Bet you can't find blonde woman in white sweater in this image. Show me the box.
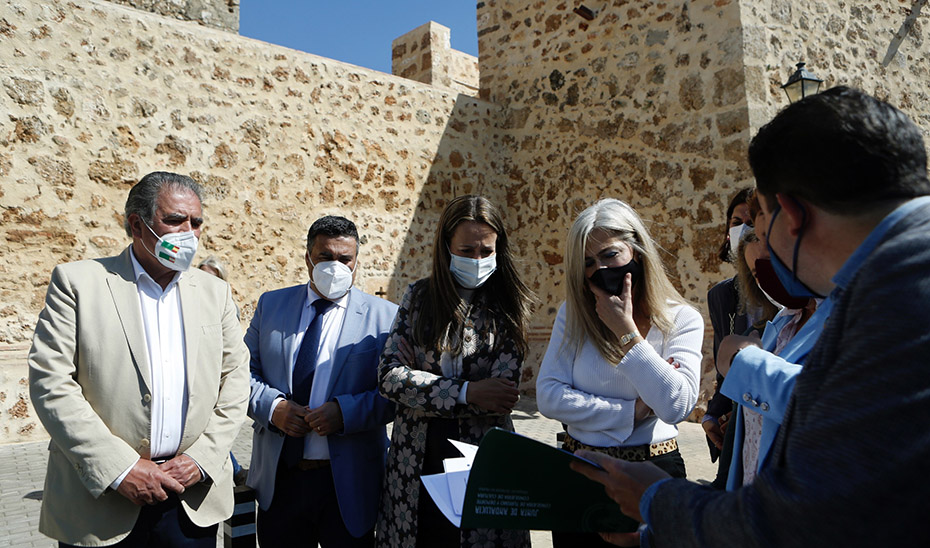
[536,198,704,548]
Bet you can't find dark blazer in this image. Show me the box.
[645,203,930,546]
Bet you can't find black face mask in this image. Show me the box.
[588,259,643,296]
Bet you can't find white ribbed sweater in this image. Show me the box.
[536,301,704,447]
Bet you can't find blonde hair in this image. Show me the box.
[563,199,685,364]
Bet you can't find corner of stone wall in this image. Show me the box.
[101,0,239,33]
[392,21,479,97]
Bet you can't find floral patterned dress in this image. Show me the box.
[375,280,530,548]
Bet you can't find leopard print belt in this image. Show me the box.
[562,433,678,462]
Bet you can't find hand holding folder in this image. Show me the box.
[421,428,640,532]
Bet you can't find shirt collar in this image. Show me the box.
[305,282,350,310]
[832,196,930,291]
[129,246,182,289]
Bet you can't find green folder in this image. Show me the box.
[460,428,640,532]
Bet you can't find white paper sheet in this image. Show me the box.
[420,439,480,527]
[446,470,469,516]
[421,472,462,527]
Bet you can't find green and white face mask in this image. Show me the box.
[142,220,199,272]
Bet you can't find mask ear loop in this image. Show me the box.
[139,218,164,261]
[789,197,808,284]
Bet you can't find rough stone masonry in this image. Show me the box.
[1,0,928,444]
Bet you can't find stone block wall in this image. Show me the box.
[739,0,930,136]
[103,0,240,33]
[0,0,504,443]
[477,0,753,405]
[4,0,930,444]
[392,21,480,96]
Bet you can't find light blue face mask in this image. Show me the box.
[449,252,497,289]
[765,203,824,299]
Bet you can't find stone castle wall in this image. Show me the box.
[103,0,239,32]
[476,0,753,403]
[0,0,504,443]
[739,0,930,135]
[2,0,930,443]
[392,21,480,97]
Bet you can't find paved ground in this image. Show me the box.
[0,397,716,547]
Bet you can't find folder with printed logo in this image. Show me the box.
[458,428,639,532]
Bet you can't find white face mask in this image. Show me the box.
[728,223,751,256]
[309,254,356,299]
[449,253,497,289]
[142,220,198,272]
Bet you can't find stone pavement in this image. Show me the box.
[0,397,716,547]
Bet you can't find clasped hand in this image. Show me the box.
[272,399,344,438]
[117,454,202,506]
[395,336,519,415]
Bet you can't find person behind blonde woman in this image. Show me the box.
[536,198,703,548]
[733,233,778,331]
[376,194,533,548]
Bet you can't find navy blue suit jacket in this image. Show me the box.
[245,285,396,537]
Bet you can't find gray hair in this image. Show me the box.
[124,172,203,237]
[197,255,228,281]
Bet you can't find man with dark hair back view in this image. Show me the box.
[572,87,930,546]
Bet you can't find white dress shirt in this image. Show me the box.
[269,284,348,460]
[111,250,189,488]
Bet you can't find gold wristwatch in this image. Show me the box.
[619,331,640,347]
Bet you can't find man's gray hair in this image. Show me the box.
[124,172,203,237]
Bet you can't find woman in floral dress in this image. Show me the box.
[376,195,534,548]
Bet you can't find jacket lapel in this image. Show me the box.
[282,285,308,394]
[325,289,366,398]
[106,247,152,393]
[178,272,200,398]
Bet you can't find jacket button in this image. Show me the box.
[742,393,751,402]
[143,394,152,403]
[141,438,150,447]
[760,402,770,412]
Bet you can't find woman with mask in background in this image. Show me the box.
[536,198,703,548]
[703,188,754,482]
[376,195,534,548]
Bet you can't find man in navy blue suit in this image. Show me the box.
[573,87,930,546]
[246,216,396,547]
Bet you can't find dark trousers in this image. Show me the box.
[256,458,373,548]
[415,418,461,547]
[552,449,687,548]
[59,494,216,548]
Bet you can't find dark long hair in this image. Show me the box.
[413,195,534,354]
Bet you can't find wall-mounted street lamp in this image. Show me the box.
[781,62,823,103]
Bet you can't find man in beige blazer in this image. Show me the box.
[29,172,250,547]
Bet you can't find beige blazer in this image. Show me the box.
[28,246,250,546]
